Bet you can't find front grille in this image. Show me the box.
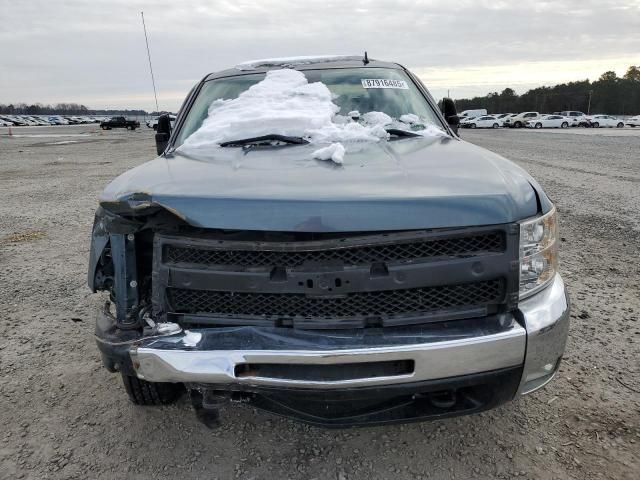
[164,232,504,269]
[167,279,505,320]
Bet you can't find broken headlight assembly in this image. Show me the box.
[519,206,558,299]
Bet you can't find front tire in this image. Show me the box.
[492,123,499,129]
[561,122,568,128]
[535,122,542,129]
[121,374,183,405]
[592,122,599,128]
[470,123,476,129]
[514,121,522,128]
[617,122,624,128]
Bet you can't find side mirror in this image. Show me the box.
[442,97,459,134]
[155,114,172,155]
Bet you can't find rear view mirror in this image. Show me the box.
[442,98,459,135]
[155,114,172,155]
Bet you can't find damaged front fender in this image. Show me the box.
[87,200,188,327]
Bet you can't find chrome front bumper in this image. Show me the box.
[126,274,569,394]
[516,274,570,394]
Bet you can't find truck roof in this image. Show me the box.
[204,56,403,81]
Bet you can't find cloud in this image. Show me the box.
[1,0,638,109]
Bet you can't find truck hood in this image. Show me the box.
[100,136,550,232]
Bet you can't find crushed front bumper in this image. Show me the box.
[96,274,569,425]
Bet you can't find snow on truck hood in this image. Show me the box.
[177,69,447,164]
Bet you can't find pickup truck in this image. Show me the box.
[89,56,569,428]
[146,114,176,130]
[100,116,140,130]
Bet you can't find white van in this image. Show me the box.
[459,109,488,119]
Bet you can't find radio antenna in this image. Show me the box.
[141,11,160,113]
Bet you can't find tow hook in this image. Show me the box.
[190,390,226,429]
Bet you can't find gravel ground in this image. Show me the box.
[1,125,638,480]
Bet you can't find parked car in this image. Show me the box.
[19,116,40,126]
[0,115,19,126]
[89,56,569,428]
[625,115,640,127]
[558,111,589,127]
[458,109,487,120]
[588,115,625,128]
[48,116,69,125]
[507,112,540,128]
[526,115,570,129]
[0,119,12,127]
[100,116,140,130]
[5,115,29,126]
[500,113,519,127]
[147,114,176,130]
[491,113,513,126]
[24,115,51,126]
[461,115,501,129]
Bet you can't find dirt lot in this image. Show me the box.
[0,125,638,480]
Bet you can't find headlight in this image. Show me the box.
[519,206,558,299]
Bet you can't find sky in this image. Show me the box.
[1,0,639,111]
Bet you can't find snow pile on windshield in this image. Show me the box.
[178,69,447,164]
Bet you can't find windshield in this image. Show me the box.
[174,68,443,148]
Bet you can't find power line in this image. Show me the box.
[141,11,159,113]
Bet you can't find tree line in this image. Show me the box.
[0,102,148,116]
[453,66,640,115]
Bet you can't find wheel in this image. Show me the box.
[514,121,522,128]
[561,122,568,128]
[535,123,542,129]
[121,374,183,405]
[492,123,499,128]
[470,123,476,129]
[592,122,599,128]
[617,122,624,128]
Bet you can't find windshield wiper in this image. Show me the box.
[384,128,421,138]
[220,134,308,147]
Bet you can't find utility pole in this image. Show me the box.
[141,11,160,114]
[587,90,593,115]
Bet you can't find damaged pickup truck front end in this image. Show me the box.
[89,57,569,427]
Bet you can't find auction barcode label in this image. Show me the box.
[361,79,409,89]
